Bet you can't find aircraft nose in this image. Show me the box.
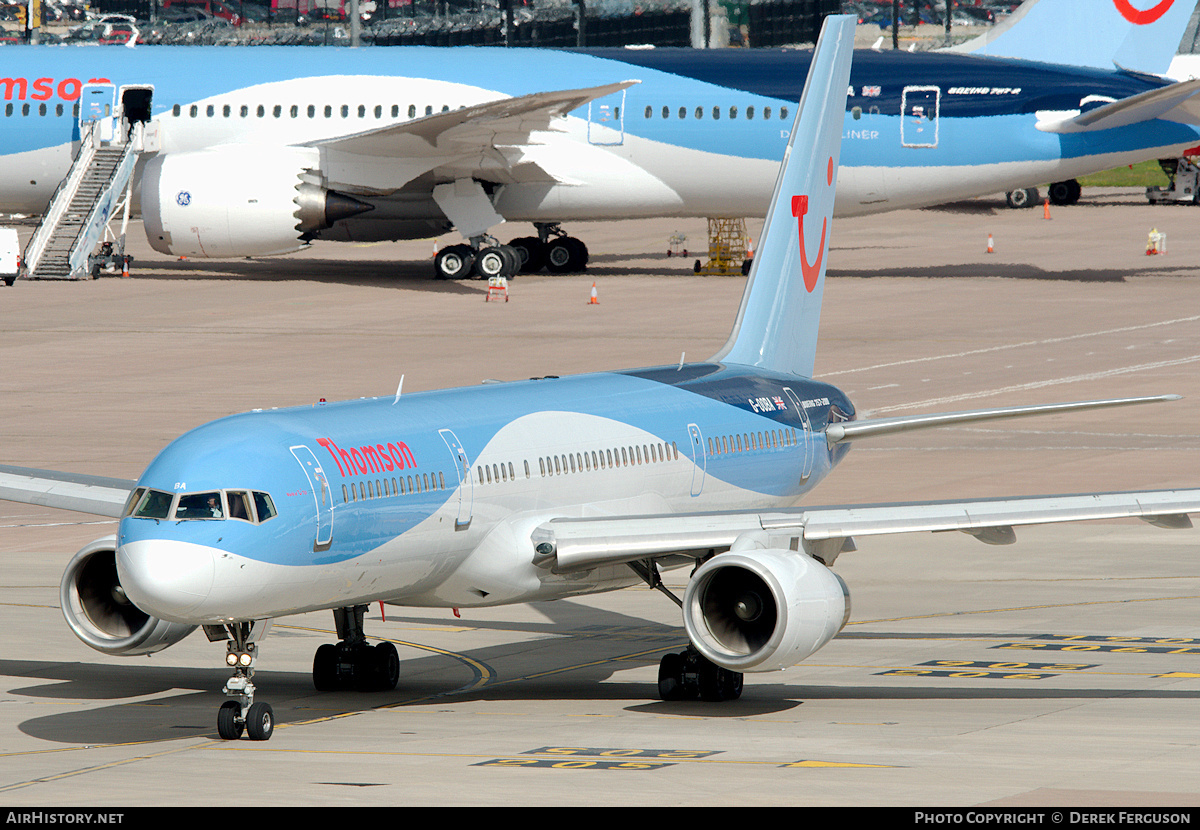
[116,539,216,623]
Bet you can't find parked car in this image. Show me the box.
[159,0,242,26]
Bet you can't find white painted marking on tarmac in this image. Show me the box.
[824,315,1200,377]
[867,354,1200,414]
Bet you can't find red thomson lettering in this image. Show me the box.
[57,78,81,101]
[319,436,417,477]
[0,77,94,102]
[31,78,53,101]
[389,442,416,469]
[362,445,384,474]
[376,445,395,472]
[316,437,352,478]
[0,78,27,101]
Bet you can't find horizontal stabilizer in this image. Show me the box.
[1037,79,1200,133]
[825,395,1180,445]
[0,465,133,518]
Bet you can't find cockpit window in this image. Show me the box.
[176,491,224,519]
[253,491,277,522]
[130,488,173,519]
[124,488,277,523]
[227,490,252,521]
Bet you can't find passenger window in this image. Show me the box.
[746,106,755,119]
[712,106,720,120]
[780,107,789,120]
[644,105,651,119]
[763,106,772,119]
[661,106,668,118]
[730,106,737,119]
[408,104,416,118]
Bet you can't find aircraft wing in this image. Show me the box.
[1037,78,1200,133]
[310,80,639,190]
[535,489,1200,574]
[0,465,133,518]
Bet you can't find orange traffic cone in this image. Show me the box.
[987,234,994,254]
[1043,198,1052,219]
[588,282,599,304]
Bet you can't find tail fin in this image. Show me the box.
[710,14,854,378]
[949,0,1194,76]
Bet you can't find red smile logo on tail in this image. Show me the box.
[1112,0,1174,25]
[792,156,834,293]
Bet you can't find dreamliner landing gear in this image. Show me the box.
[433,237,521,281]
[506,223,588,274]
[216,620,274,740]
[311,605,400,692]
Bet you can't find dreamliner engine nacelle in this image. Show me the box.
[60,536,196,656]
[141,146,372,258]
[683,549,850,672]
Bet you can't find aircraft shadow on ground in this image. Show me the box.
[122,257,484,293]
[10,597,1197,744]
[825,263,1134,281]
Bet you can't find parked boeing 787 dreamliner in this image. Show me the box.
[6,0,1200,279]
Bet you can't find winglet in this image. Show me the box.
[947,0,1195,77]
[711,14,855,378]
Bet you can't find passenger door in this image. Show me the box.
[439,429,473,531]
[290,445,333,552]
[901,85,940,148]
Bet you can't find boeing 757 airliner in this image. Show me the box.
[4,0,1200,278]
[1,15,1198,741]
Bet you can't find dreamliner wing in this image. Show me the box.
[310,81,638,190]
[0,465,133,518]
[1037,77,1200,133]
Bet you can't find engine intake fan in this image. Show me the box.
[683,549,849,673]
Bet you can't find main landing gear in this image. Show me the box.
[312,605,400,693]
[626,560,744,704]
[432,223,589,280]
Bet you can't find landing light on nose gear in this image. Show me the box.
[215,620,274,740]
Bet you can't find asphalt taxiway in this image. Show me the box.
[1,189,1198,806]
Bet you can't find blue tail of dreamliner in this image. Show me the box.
[710,14,854,379]
[950,0,1195,76]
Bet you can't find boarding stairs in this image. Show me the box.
[22,120,140,280]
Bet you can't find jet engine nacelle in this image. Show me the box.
[60,536,196,656]
[141,146,371,258]
[683,549,850,673]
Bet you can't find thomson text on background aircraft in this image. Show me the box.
[2,15,1199,742]
[6,0,1200,279]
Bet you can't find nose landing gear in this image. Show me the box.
[215,620,275,740]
